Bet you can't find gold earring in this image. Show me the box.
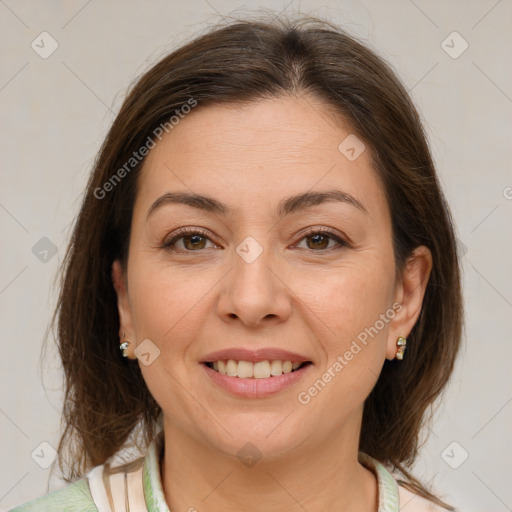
[395,337,407,360]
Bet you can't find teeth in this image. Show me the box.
[270,360,282,376]
[210,359,305,378]
[253,361,270,378]
[226,359,238,377]
[237,360,253,378]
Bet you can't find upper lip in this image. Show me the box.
[201,347,311,363]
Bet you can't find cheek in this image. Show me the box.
[299,259,395,342]
[296,259,395,394]
[127,258,216,353]
[295,279,389,415]
[286,260,396,426]
[127,261,215,422]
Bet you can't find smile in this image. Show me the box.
[201,360,313,398]
[204,359,311,378]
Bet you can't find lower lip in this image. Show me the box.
[201,363,313,398]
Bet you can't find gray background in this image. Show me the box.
[1,1,511,510]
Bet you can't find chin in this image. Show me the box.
[198,414,307,461]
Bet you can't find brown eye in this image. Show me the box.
[161,228,217,252]
[306,233,331,250]
[295,229,348,252]
[181,234,208,250]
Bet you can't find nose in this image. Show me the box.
[216,238,292,328]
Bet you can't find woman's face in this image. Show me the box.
[113,94,430,460]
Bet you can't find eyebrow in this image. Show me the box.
[146,189,367,220]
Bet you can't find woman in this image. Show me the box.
[10,14,462,512]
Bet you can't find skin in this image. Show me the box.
[112,93,432,512]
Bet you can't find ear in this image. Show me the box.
[112,259,136,358]
[385,246,432,360]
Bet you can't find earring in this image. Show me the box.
[395,337,407,360]
[120,340,131,357]
[119,332,132,358]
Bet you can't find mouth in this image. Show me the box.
[203,359,313,379]
[201,358,314,398]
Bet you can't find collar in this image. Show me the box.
[141,432,400,512]
[359,451,401,512]
[142,431,170,512]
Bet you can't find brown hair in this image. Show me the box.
[50,13,462,509]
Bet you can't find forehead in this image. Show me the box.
[134,94,387,220]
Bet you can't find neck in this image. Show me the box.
[160,414,378,512]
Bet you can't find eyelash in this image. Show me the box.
[159,227,350,254]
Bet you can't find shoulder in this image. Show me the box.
[359,452,453,512]
[8,478,97,512]
[397,482,450,512]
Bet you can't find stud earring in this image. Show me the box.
[120,340,131,357]
[395,337,407,360]
[119,332,133,358]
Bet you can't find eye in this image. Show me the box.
[160,228,218,252]
[294,228,348,252]
[160,227,349,253]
